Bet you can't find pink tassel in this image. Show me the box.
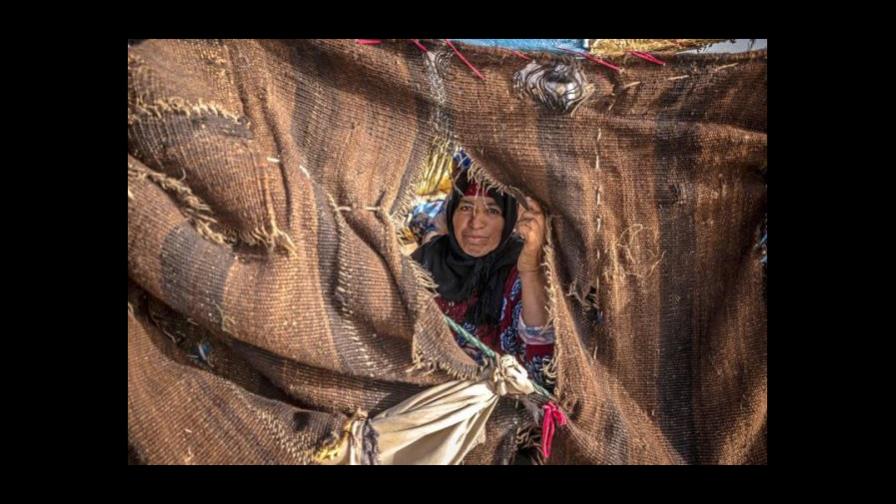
[510,49,531,60]
[560,48,621,72]
[630,51,666,65]
[356,39,382,45]
[444,40,486,81]
[541,402,567,460]
[410,39,428,53]
[642,51,666,65]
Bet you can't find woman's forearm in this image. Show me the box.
[519,269,549,327]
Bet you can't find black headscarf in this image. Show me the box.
[412,169,522,326]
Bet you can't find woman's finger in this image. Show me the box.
[519,217,541,231]
[525,197,543,214]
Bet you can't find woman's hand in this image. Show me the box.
[516,197,546,273]
[516,197,550,327]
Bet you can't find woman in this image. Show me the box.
[412,167,554,389]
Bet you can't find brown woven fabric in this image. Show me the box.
[128,39,767,464]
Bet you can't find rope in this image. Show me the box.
[442,315,556,401]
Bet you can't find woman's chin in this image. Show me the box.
[461,244,496,257]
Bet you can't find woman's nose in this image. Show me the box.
[469,209,487,228]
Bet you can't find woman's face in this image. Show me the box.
[452,195,505,257]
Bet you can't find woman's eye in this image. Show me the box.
[488,208,501,216]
